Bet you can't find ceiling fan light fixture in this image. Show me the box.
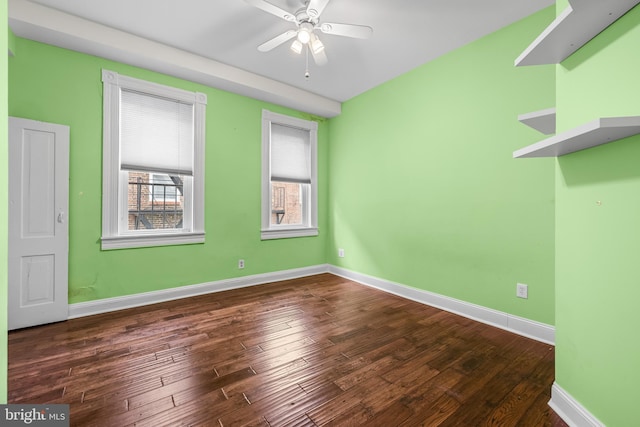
[290,39,303,54]
[297,22,314,44]
[246,0,374,67]
[298,29,311,44]
[311,37,324,54]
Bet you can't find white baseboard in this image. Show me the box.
[328,266,555,345]
[69,264,554,346]
[68,264,330,319]
[549,383,605,427]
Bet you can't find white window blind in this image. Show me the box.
[120,89,194,176]
[270,123,311,184]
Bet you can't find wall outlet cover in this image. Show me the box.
[517,283,528,299]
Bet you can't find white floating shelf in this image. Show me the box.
[513,116,640,158]
[518,108,556,135]
[515,0,640,66]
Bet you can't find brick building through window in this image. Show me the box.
[127,171,184,230]
[271,182,303,226]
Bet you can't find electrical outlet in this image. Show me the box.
[338,248,345,258]
[238,259,245,269]
[516,283,528,299]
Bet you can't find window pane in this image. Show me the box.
[151,173,181,201]
[127,171,185,231]
[271,181,306,226]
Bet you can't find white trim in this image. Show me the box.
[549,383,605,427]
[68,264,554,345]
[328,266,555,345]
[108,70,208,104]
[261,227,319,240]
[101,70,120,241]
[100,232,205,250]
[8,0,341,118]
[261,110,318,240]
[69,264,330,319]
[101,69,206,250]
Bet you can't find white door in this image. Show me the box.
[8,117,69,330]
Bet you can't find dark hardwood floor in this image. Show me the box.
[8,273,567,426]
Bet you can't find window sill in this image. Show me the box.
[101,232,205,250]
[261,227,318,240]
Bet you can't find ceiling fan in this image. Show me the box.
[245,0,373,69]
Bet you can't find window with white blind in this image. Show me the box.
[101,70,207,249]
[261,110,318,240]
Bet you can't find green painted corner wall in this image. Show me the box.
[7,22,14,56]
[327,7,556,325]
[556,0,569,14]
[555,5,640,426]
[1,0,8,405]
[8,38,329,304]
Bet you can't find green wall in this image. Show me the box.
[7,23,14,56]
[328,7,556,324]
[1,0,9,404]
[8,38,328,303]
[555,5,640,426]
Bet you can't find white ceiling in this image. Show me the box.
[9,0,554,116]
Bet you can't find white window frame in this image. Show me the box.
[101,69,206,250]
[261,110,318,240]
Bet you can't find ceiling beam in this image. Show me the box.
[8,0,342,118]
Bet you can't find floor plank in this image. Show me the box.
[8,273,567,426]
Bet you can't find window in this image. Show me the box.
[261,110,318,239]
[150,174,181,202]
[101,70,206,249]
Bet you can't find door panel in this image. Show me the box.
[21,130,56,237]
[9,117,69,330]
[21,255,55,306]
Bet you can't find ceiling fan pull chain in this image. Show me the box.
[305,46,310,80]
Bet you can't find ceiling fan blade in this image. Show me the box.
[244,0,296,22]
[258,30,297,52]
[306,0,331,19]
[319,23,373,39]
